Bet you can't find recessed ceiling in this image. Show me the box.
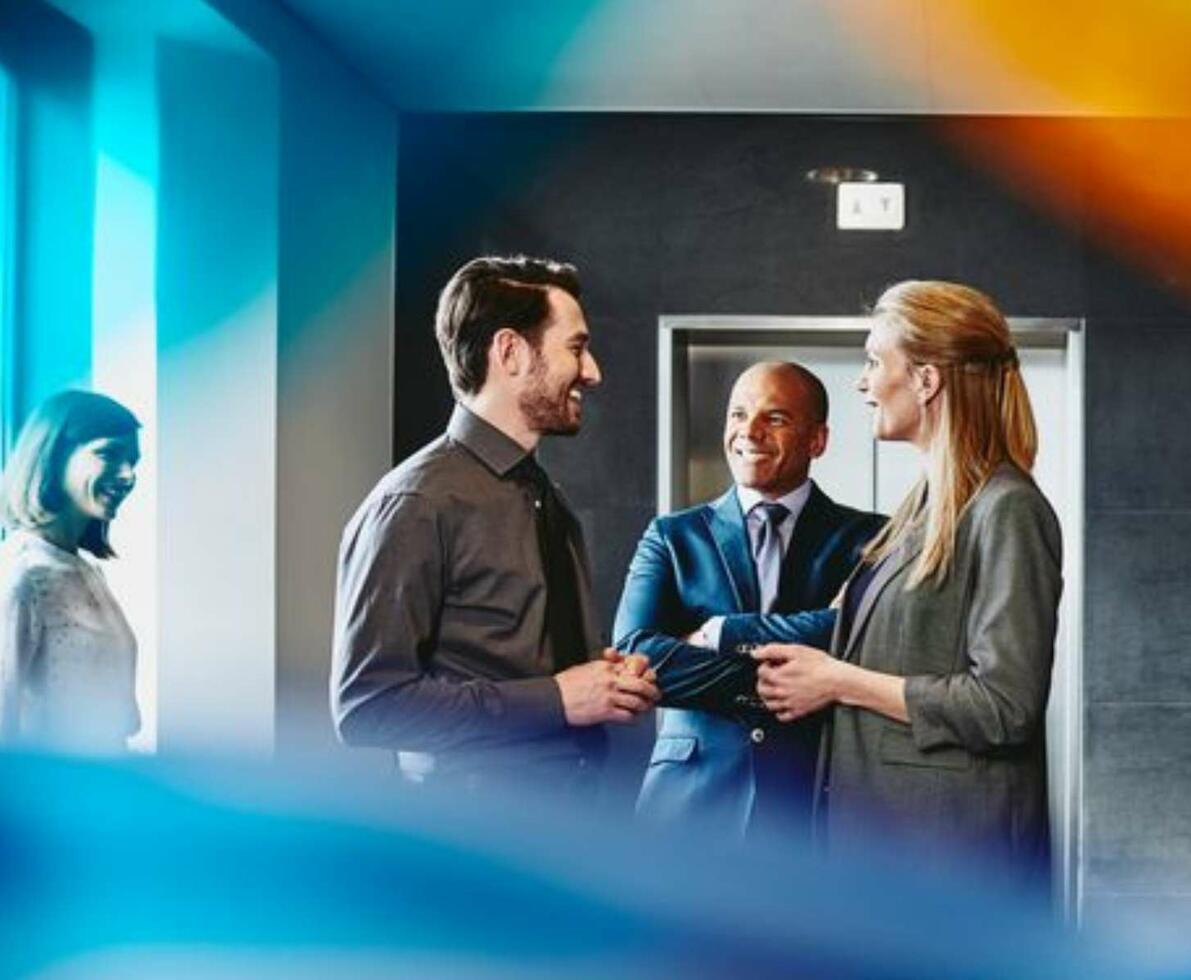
[275,0,1090,114]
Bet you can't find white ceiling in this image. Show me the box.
[275,0,1088,114]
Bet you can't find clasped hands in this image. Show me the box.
[753,644,840,722]
[555,649,660,726]
[684,622,840,723]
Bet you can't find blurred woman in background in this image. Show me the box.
[0,390,142,753]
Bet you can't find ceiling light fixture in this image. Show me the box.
[804,166,879,185]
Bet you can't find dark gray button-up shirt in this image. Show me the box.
[331,404,605,779]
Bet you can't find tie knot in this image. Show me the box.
[754,502,790,528]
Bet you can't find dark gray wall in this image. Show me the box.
[1084,316,1191,931]
[395,114,1191,919]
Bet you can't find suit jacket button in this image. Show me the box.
[750,727,765,744]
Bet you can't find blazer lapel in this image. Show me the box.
[706,489,759,613]
[841,525,923,661]
[778,482,833,610]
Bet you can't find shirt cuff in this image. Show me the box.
[701,616,725,650]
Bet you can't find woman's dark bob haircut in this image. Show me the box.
[1,390,141,559]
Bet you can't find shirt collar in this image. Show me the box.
[736,479,813,523]
[447,403,532,477]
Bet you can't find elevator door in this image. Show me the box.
[672,334,1070,518]
[658,316,1084,916]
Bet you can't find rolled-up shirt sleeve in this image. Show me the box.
[904,486,1062,754]
[330,491,565,753]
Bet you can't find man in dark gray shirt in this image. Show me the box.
[331,255,658,793]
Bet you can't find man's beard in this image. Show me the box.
[519,360,580,436]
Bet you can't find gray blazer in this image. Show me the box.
[823,464,1062,876]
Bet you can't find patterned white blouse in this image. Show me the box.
[0,530,140,754]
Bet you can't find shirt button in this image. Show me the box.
[750,728,766,744]
[577,757,588,768]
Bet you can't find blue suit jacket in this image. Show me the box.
[613,482,883,836]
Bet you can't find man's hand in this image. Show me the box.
[602,648,652,677]
[753,643,840,722]
[556,651,660,726]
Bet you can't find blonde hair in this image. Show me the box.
[862,281,1037,587]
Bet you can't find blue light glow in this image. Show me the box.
[0,751,1150,979]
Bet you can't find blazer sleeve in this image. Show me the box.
[330,491,565,752]
[715,608,838,653]
[903,485,1062,753]
[612,518,758,717]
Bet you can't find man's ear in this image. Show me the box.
[808,423,829,459]
[915,363,942,405]
[490,327,529,380]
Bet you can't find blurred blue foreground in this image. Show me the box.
[0,751,1157,978]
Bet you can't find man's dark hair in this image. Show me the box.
[435,255,581,396]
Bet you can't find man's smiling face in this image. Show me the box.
[723,364,828,499]
[518,287,601,437]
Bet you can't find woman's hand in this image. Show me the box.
[753,644,840,722]
[755,644,911,725]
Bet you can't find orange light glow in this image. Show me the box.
[840,1,1191,294]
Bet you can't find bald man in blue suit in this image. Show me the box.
[614,362,883,839]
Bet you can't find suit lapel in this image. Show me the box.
[778,482,832,610]
[841,524,923,661]
[706,489,759,613]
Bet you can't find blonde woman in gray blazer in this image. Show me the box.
[752,281,1062,881]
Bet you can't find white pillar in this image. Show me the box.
[88,31,160,752]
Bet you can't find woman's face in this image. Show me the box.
[857,319,928,446]
[61,433,140,522]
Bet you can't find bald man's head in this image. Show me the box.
[735,362,828,424]
[723,362,829,499]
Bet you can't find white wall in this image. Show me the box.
[207,0,397,762]
[155,37,280,755]
[41,0,397,759]
[88,29,159,750]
